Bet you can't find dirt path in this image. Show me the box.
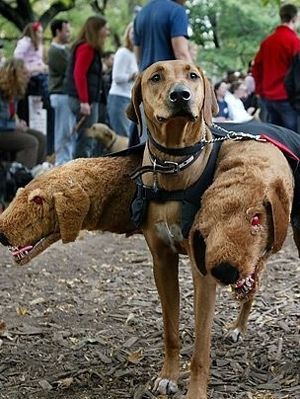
[0,230,299,399]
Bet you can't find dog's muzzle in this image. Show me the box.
[169,84,191,104]
[211,262,240,285]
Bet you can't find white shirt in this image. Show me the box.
[109,47,138,98]
[224,91,253,123]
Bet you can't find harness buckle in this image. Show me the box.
[163,160,180,173]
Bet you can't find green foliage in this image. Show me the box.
[188,0,278,79]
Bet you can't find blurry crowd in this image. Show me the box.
[213,66,259,124]
[1,1,300,212]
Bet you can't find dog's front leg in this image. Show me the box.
[186,267,216,399]
[226,297,254,343]
[144,232,180,395]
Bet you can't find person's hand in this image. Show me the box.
[247,106,255,115]
[80,102,91,116]
[16,119,27,131]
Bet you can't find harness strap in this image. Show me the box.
[130,143,202,180]
[130,142,222,237]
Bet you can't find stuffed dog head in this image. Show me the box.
[189,140,293,301]
[0,168,90,265]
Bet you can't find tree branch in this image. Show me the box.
[39,1,76,28]
[89,0,108,15]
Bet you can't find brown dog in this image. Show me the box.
[0,60,297,399]
[86,123,129,153]
[126,60,220,398]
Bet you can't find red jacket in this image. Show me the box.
[252,25,300,100]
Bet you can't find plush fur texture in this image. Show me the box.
[190,139,294,333]
[0,155,141,265]
[85,123,129,153]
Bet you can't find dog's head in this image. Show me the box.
[86,123,116,149]
[189,158,292,302]
[0,168,90,265]
[127,60,218,143]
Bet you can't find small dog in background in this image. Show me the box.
[86,123,129,153]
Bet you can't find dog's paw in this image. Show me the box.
[225,327,243,343]
[153,377,178,395]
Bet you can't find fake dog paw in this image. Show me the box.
[153,377,178,395]
[225,327,243,343]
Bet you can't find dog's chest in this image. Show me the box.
[149,202,185,252]
[155,222,184,252]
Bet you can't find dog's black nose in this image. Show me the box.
[211,262,240,285]
[169,85,191,103]
[0,232,10,247]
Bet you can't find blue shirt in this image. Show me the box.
[216,99,229,119]
[134,0,189,71]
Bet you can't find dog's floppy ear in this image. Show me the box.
[53,184,90,243]
[197,67,219,126]
[126,73,143,135]
[265,178,291,252]
[189,229,207,276]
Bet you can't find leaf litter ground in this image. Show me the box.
[0,229,299,399]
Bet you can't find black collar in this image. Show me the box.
[147,129,207,156]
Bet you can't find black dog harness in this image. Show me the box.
[108,121,300,234]
[130,141,222,238]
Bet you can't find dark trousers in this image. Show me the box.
[262,98,298,132]
[0,129,46,169]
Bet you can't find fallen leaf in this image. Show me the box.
[128,348,144,364]
[16,306,29,316]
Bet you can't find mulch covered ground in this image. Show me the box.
[0,229,299,399]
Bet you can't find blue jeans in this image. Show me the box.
[107,94,131,137]
[68,97,101,158]
[50,94,76,165]
[262,98,298,132]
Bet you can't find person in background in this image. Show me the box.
[213,81,230,121]
[284,51,300,133]
[243,60,259,120]
[133,0,192,71]
[225,81,254,123]
[66,15,109,158]
[107,23,138,137]
[252,3,300,131]
[14,22,49,124]
[98,50,114,124]
[130,0,192,145]
[48,19,75,165]
[0,58,46,169]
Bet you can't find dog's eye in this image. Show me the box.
[251,214,261,226]
[190,72,200,80]
[31,196,43,205]
[150,73,161,82]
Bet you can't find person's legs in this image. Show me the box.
[51,94,76,165]
[69,97,100,158]
[0,130,38,168]
[257,97,269,122]
[273,100,298,132]
[264,99,282,126]
[264,99,298,131]
[26,129,47,165]
[107,94,131,137]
